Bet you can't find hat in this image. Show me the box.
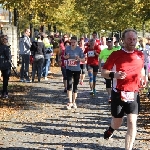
[106,37,113,42]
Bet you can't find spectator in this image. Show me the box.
[19,28,32,83]
[42,35,53,80]
[30,34,45,82]
[0,35,11,98]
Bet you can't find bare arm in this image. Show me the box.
[101,69,126,79]
[101,69,112,79]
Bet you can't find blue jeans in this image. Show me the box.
[20,54,30,80]
[42,59,50,77]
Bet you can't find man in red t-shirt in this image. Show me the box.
[84,38,100,95]
[101,29,146,150]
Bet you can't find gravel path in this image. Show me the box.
[0,71,149,150]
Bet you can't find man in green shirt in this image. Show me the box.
[99,37,119,103]
[113,41,121,50]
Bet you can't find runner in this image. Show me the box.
[84,38,100,95]
[79,37,86,85]
[101,28,146,150]
[59,40,70,93]
[137,38,149,83]
[64,36,85,109]
[99,37,119,103]
[113,40,121,50]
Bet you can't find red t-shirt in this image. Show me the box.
[84,45,101,66]
[59,43,66,67]
[103,49,144,92]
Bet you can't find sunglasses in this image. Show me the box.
[4,38,8,40]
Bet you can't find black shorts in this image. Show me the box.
[87,65,99,72]
[111,90,140,118]
[80,64,86,69]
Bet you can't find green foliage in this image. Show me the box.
[0,0,150,34]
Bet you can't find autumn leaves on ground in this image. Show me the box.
[0,67,60,120]
[0,66,149,133]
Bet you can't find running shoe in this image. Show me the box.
[104,129,114,139]
[72,103,77,109]
[1,94,8,99]
[24,80,31,83]
[93,89,96,95]
[66,103,73,110]
[80,81,83,85]
[19,79,24,82]
[90,91,94,95]
[45,77,48,81]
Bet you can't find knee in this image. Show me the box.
[127,114,137,128]
[67,79,72,91]
[88,71,93,82]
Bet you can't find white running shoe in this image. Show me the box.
[45,77,48,80]
[66,103,73,110]
[73,103,77,109]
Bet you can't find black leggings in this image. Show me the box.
[1,69,10,95]
[80,64,86,74]
[66,69,80,93]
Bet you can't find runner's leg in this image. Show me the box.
[72,71,80,108]
[80,64,85,84]
[66,69,73,104]
[93,65,98,94]
[88,65,93,93]
[125,114,137,150]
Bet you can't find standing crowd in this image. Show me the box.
[0,28,150,150]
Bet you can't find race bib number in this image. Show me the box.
[88,50,95,57]
[64,60,67,66]
[121,91,134,102]
[68,59,77,66]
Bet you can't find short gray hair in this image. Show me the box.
[122,28,137,39]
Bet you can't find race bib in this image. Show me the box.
[88,50,95,57]
[121,91,134,102]
[68,59,77,66]
[64,60,67,66]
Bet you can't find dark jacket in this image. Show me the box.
[0,44,11,70]
[30,41,45,56]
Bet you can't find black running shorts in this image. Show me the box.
[111,90,140,118]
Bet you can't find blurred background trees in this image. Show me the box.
[0,0,150,36]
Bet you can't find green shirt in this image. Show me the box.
[113,45,121,50]
[99,47,119,63]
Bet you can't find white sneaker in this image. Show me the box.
[73,103,77,109]
[24,80,31,83]
[66,103,73,110]
[20,79,24,82]
[48,71,53,74]
[45,77,48,80]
